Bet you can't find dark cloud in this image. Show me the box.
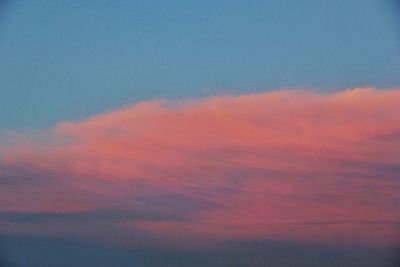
[0,209,183,224]
[0,167,44,186]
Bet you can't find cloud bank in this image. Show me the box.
[0,88,399,247]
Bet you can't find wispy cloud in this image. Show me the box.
[1,88,399,247]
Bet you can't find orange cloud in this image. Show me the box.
[1,88,399,247]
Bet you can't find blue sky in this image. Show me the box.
[0,0,399,130]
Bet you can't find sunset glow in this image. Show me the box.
[1,88,399,249]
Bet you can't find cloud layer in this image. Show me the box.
[1,88,399,247]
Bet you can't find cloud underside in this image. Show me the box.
[1,88,399,247]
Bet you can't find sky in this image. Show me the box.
[0,1,400,266]
[1,0,400,130]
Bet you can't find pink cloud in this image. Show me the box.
[0,88,399,247]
